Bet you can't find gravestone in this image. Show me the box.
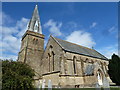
[37,80,40,90]
[42,79,46,90]
[48,79,52,90]
[95,82,101,90]
[103,77,110,90]
[38,80,42,90]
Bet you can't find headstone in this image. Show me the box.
[95,82,101,90]
[37,80,40,90]
[38,80,42,90]
[48,79,52,90]
[103,77,110,90]
[42,79,46,90]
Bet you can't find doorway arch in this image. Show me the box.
[96,69,104,86]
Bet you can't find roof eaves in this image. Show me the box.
[92,49,108,60]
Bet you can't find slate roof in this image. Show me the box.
[53,37,108,60]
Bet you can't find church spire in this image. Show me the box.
[28,5,42,34]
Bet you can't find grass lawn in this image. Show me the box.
[42,87,120,90]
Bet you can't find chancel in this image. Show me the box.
[18,5,111,88]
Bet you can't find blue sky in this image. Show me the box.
[1,2,118,60]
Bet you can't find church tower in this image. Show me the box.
[18,5,44,79]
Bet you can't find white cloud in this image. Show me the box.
[1,12,29,60]
[108,26,117,34]
[1,26,18,35]
[0,11,2,26]
[97,44,118,59]
[66,30,96,48]
[1,11,13,26]
[0,54,18,61]
[67,22,77,28]
[16,17,29,38]
[44,19,62,36]
[66,21,78,30]
[108,26,115,33]
[90,22,97,28]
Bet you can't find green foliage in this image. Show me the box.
[2,60,35,90]
[108,54,120,85]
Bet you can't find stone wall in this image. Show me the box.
[41,36,63,74]
[59,75,84,87]
[42,72,60,87]
[65,51,108,77]
[18,30,44,79]
[41,35,109,87]
[84,76,97,86]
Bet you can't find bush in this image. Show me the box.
[108,54,120,85]
[2,60,35,90]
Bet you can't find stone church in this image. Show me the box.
[18,5,110,88]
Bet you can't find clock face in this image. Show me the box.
[34,20,39,32]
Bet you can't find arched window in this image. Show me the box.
[86,58,89,63]
[97,70,103,85]
[52,51,55,71]
[36,39,38,44]
[33,38,35,44]
[91,59,94,64]
[73,56,77,74]
[33,38,38,44]
[50,45,53,48]
[49,45,53,54]
[48,53,50,72]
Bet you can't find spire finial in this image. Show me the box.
[28,5,42,34]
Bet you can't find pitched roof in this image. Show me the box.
[53,37,108,60]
